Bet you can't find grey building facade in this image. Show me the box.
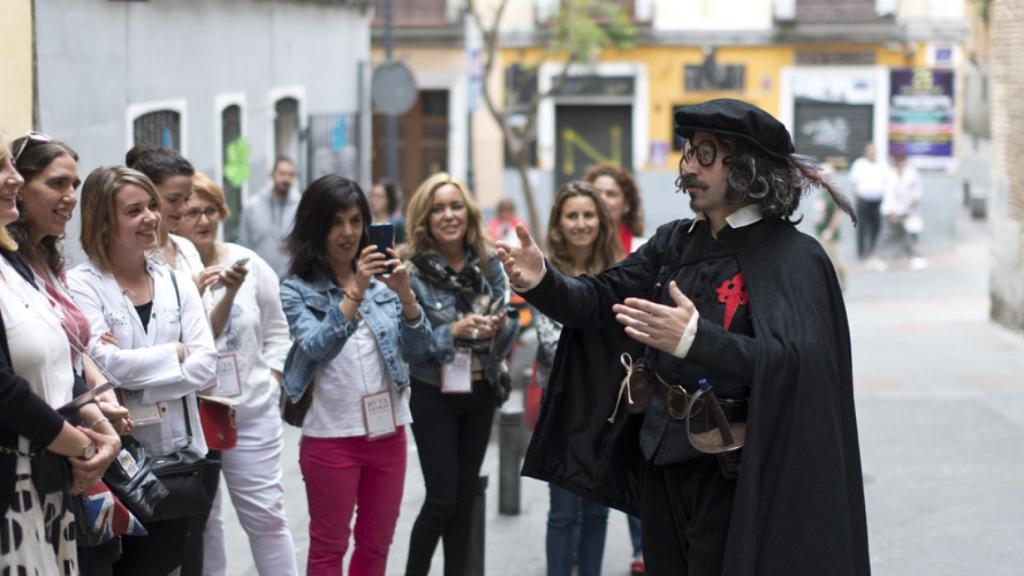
[34,0,372,259]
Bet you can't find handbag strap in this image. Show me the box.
[167,270,194,443]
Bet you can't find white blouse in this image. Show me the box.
[0,256,73,409]
[66,259,217,456]
[207,244,292,418]
[302,322,412,438]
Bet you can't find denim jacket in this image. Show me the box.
[280,273,432,402]
[405,251,519,386]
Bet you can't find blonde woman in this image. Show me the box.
[400,173,519,576]
[67,166,217,576]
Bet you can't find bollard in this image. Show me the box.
[465,475,488,576]
[498,408,523,515]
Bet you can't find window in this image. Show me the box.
[221,104,243,242]
[133,110,181,151]
[274,97,301,176]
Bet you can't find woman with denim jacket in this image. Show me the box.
[400,172,519,576]
[279,175,430,576]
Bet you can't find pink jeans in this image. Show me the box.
[299,428,407,576]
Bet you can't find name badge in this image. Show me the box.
[362,391,397,440]
[441,349,473,394]
[116,449,139,477]
[216,353,242,397]
[118,389,164,426]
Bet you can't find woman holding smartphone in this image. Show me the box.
[280,175,431,576]
[67,165,217,576]
[400,172,519,576]
[534,181,623,576]
[176,173,297,575]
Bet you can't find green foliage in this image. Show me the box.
[550,0,637,63]
[224,138,251,189]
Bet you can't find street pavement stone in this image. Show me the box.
[219,211,1024,575]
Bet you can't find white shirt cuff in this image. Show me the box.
[512,262,547,293]
[670,310,700,359]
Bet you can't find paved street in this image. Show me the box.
[219,209,1024,575]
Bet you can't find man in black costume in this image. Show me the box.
[496,98,869,576]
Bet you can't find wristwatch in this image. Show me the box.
[80,440,97,460]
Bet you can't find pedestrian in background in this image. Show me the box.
[584,164,646,255]
[815,162,847,289]
[68,166,218,576]
[535,181,622,576]
[583,163,647,574]
[882,151,928,270]
[401,172,519,576]
[238,156,299,274]
[10,133,132,574]
[370,178,406,244]
[849,142,888,270]
[280,175,430,576]
[487,197,526,246]
[177,173,298,575]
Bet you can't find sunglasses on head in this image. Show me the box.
[12,132,53,165]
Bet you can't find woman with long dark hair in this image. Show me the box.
[537,181,622,576]
[10,133,131,574]
[280,175,430,576]
[400,172,519,576]
[0,134,117,575]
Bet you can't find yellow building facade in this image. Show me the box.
[0,0,34,136]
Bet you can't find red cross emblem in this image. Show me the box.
[715,273,749,331]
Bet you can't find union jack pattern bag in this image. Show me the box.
[79,481,148,543]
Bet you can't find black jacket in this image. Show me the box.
[0,250,66,514]
[521,217,870,576]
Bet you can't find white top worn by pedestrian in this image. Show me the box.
[849,156,888,202]
[302,321,413,438]
[882,163,922,218]
[207,244,292,418]
[67,259,217,456]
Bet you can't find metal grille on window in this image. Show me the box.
[221,104,242,242]
[133,110,181,151]
[307,113,360,184]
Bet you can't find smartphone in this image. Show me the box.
[368,223,395,256]
[212,257,250,289]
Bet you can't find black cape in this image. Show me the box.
[521,218,870,576]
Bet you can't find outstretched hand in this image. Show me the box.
[612,281,696,354]
[495,223,545,291]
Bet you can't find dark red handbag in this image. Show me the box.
[198,395,238,451]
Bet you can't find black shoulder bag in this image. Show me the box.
[146,271,219,522]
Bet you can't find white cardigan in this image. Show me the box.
[67,258,217,456]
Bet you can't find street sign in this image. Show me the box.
[371,61,417,116]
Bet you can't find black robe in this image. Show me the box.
[520,217,870,576]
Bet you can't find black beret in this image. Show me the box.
[674,98,795,162]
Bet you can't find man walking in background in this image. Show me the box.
[239,156,299,273]
[849,142,888,270]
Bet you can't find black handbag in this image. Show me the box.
[280,378,315,427]
[147,397,219,522]
[102,435,169,522]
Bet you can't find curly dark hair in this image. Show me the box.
[582,164,644,237]
[9,137,79,274]
[675,135,855,224]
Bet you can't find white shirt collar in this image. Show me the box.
[688,204,764,234]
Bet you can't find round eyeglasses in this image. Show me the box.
[681,139,719,168]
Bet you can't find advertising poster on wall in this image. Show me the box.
[889,68,955,161]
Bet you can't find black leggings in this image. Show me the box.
[855,198,883,259]
[405,380,496,576]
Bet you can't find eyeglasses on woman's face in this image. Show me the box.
[183,206,220,222]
